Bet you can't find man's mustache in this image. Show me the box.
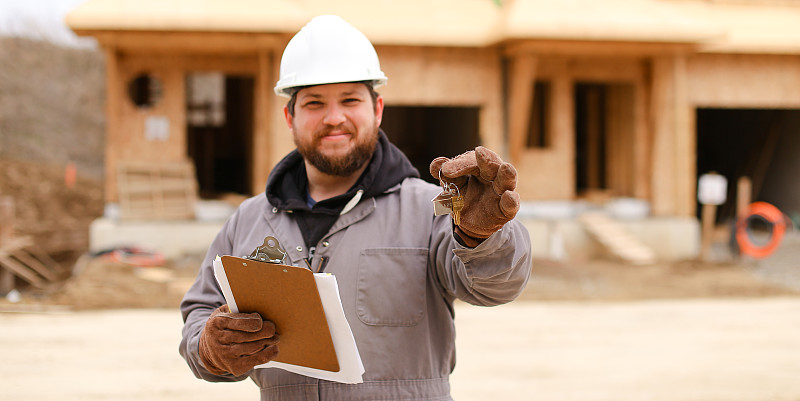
[315,124,355,140]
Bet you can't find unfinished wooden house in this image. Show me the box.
[67,0,800,261]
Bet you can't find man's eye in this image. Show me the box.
[303,101,323,107]
[343,98,361,105]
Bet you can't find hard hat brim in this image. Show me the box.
[274,77,387,98]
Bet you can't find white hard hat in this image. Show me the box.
[274,15,388,97]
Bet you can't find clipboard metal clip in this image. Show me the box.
[247,236,288,264]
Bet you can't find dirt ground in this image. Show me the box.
[3,295,800,401]
[2,249,797,312]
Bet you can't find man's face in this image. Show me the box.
[284,83,384,177]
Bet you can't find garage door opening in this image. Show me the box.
[186,73,253,198]
[381,106,481,185]
[696,108,800,223]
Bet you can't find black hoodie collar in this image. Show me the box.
[265,130,419,214]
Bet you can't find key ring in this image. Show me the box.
[438,169,460,196]
[448,182,460,197]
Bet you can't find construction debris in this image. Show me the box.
[0,197,67,294]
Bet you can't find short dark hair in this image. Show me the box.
[285,81,379,117]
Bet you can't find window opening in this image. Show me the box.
[128,73,163,109]
[526,81,551,148]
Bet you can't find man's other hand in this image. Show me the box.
[198,305,280,376]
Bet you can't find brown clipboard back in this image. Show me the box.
[220,255,340,372]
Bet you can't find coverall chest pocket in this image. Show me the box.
[356,248,428,326]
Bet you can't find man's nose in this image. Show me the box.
[323,104,347,126]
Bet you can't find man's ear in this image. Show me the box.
[283,105,293,130]
[375,95,384,127]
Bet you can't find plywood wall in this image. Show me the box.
[98,35,800,219]
[509,56,577,201]
[104,51,261,202]
[507,54,651,202]
[377,46,505,155]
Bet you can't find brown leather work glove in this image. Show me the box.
[198,305,280,376]
[430,146,520,246]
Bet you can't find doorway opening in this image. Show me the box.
[696,108,800,224]
[381,106,481,185]
[186,73,254,198]
[574,82,637,199]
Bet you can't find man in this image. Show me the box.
[179,15,532,400]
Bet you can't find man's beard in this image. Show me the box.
[295,127,378,177]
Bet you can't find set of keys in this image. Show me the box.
[431,174,464,225]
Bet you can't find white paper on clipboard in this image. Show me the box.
[213,256,364,384]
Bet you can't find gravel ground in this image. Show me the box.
[750,232,800,292]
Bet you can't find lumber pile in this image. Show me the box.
[116,160,198,220]
[0,236,63,291]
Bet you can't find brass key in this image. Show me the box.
[451,194,464,226]
[432,169,464,224]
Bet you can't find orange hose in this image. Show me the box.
[736,202,786,259]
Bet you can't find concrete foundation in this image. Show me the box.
[518,199,700,262]
[520,217,700,262]
[89,200,701,262]
[89,201,233,258]
[89,217,224,259]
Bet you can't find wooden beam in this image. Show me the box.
[117,53,259,75]
[700,203,717,261]
[25,246,62,273]
[83,30,288,54]
[552,64,576,200]
[650,58,673,215]
[533,55,646,83]
[8,250,59,283]
[0,256,45,288]
[504,40,698,58]
[633,74,651,200]
[0,197,14,294]
[673,56,694,217]
[651,55,694,217]
[507,53,537,164]
[0,236,50,289]
[251,50,274,194]
[736,177,753,218]
[105,47,121,203]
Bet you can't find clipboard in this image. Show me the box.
[213,236,364,383]
[216,254,340,372]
